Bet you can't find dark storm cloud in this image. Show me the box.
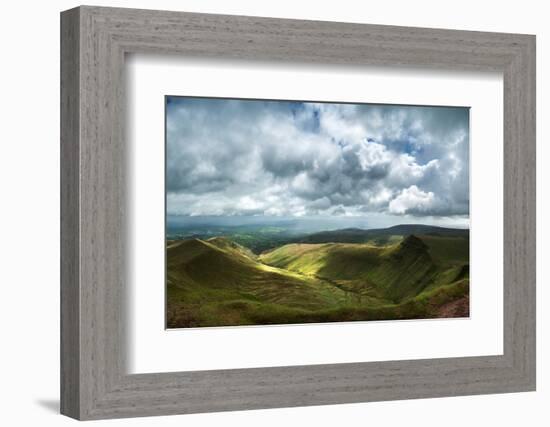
[166,97,469,222]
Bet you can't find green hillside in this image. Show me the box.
[260,235,468,302]
[167,238,354,327]
[167,233,469,328]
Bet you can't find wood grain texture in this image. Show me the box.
[60,5,536,420]
[60,7,80,419]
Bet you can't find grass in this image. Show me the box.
[166,233,470,328]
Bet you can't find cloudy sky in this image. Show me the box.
[166,96,469,229]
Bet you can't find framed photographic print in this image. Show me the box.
[61,6,536,420]
[164,96,471,329]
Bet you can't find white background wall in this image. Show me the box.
[0,0,546,425]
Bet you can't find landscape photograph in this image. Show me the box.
[165,96,470,329]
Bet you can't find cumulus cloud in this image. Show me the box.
[388,185,435,215]
[166,97,469,223]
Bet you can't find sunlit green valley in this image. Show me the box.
[166,225,469,328]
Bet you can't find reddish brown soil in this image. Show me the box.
[437,295,470,318]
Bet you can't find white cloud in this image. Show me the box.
[166,98,469,220]
[388,185,436,215]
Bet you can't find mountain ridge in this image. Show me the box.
[296,224,468,245]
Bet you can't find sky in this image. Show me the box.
[166,96,469,229]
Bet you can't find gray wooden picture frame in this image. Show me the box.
[60,5,536,420]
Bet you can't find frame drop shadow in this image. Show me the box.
[35,399,59,413]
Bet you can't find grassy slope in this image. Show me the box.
[260,235,468,302]
[167,238,353,327]
[167,235,469,328]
